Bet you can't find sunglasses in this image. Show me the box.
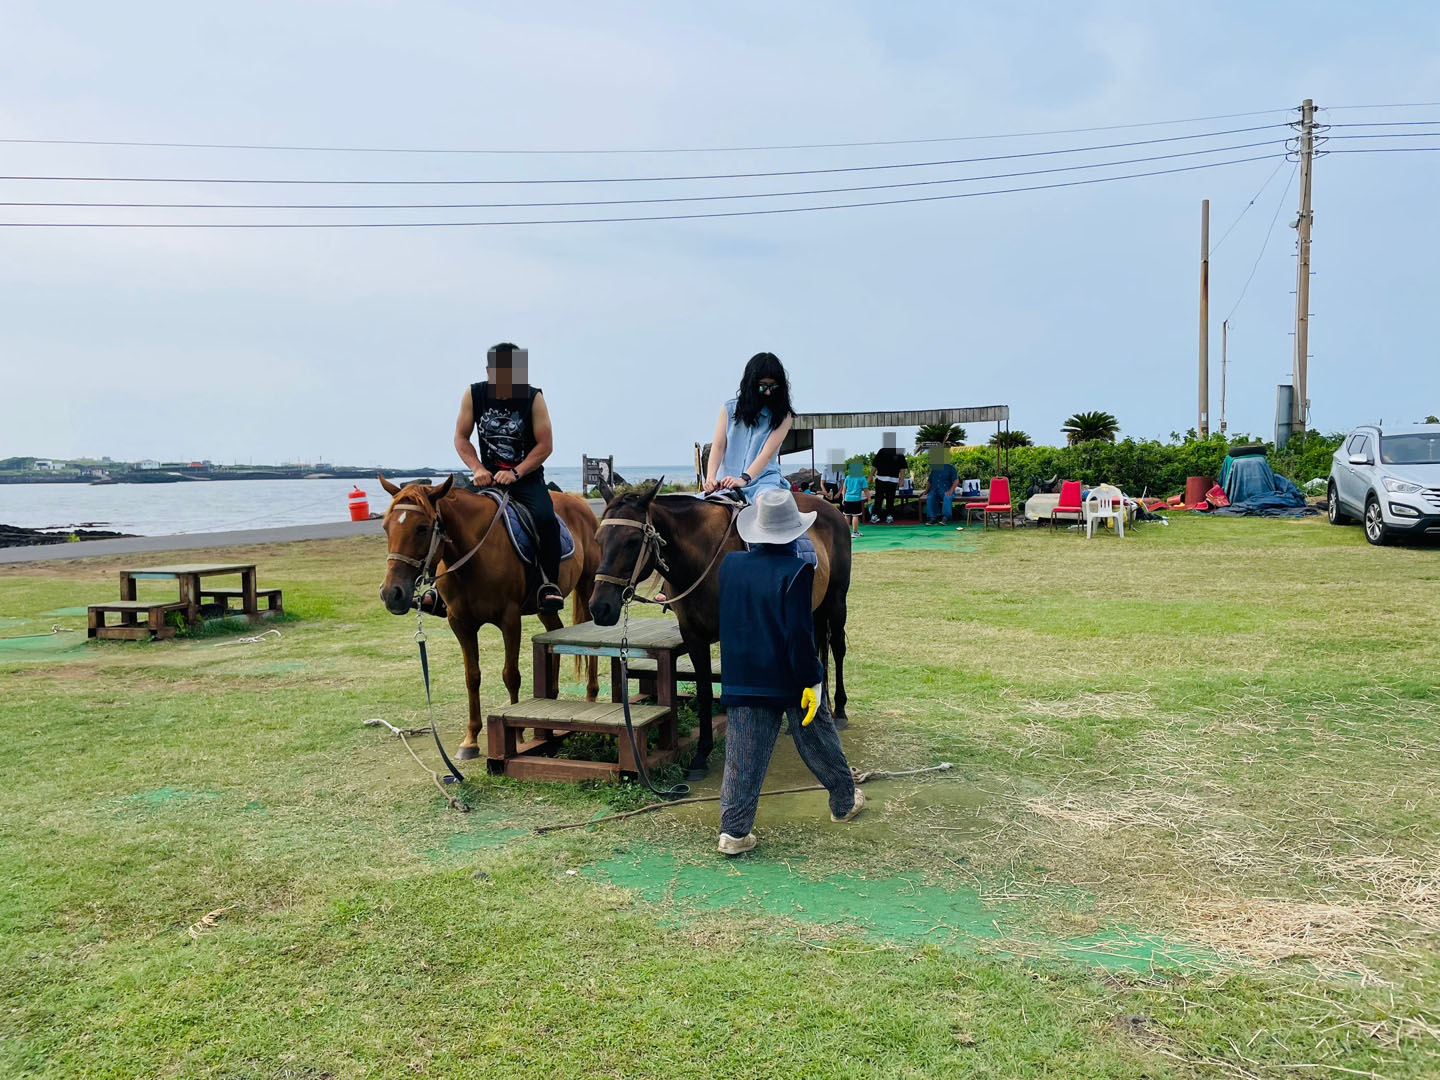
[757,380,779,394]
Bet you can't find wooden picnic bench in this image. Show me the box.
[88,562,283,640]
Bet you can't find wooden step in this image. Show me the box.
[89,600,189,612]
[622,656,722,680]
[494,698,670,732]
[199,587,282,598]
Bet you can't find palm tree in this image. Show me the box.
[990,430,1032,449]
[1062,411,1120,445]
[914,423,965,449]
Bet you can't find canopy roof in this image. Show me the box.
[790,406,1009,431]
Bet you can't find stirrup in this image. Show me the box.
[537,583,564,613]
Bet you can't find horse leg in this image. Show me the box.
[830,607,849,725]
[500,606,523,705]
[571,570,600,702]
[686,647,715,781]
[454,619,484,760]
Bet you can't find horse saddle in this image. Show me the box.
[473,487,576,567]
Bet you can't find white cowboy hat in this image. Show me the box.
[736,488,817,545]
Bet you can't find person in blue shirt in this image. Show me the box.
[704,352,795,502]
[923,444,961,526]
[715,489,864,855]
[841,461,868,537]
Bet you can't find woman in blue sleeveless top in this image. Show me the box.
[704,352,795,502]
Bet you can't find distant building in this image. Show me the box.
[137,459,160,470]
[33,459,61,471]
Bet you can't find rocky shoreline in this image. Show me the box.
[0,523,136,548]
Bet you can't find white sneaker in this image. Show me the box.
[718,832,756,856]
[831,788,867,823]
[885,515,893,524]
[869,515,879,524]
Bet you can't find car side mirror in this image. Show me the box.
[1348,454,1371,466]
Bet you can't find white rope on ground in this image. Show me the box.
[364,717,472,813]
[0,624,80,640]
[535,761,955,834]
[212,628,283,647]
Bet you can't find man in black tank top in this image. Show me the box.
[453,343,565,614]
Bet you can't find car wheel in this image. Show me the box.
[1363,495,1390,546]
[1327,481,1348,525]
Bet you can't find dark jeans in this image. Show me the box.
[719,698,855,837]
[505,472,561,590]
[872,479,898,518]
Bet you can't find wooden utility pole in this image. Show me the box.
[1198,199,1210,437]
[1292,98,1316,432]
[1219,319,1228,434]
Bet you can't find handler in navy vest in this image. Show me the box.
[715,489,865,856]
[453,343,564,614]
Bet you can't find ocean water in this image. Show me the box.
[0,464,693,536]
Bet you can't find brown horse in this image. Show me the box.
[377,474,601,760]
[588,483,851,779]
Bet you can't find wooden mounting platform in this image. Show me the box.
[487,699,678,782]
[88,600,189,641]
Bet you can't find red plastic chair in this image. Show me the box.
[982,477,1014,529]
[1049,480,1084,532]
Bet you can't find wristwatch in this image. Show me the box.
[739,471,753,485]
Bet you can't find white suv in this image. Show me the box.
[1328,424,1440,545]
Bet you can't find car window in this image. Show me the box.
[1346,434,1366,455]
[1380,434,1440,465]
[1352,436,1371,461]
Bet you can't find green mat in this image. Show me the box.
[850,525,975,552]
[0,631,89,661]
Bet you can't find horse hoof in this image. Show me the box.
[457,745,480,760]
[685,765,709,782]
[833,715,849,730]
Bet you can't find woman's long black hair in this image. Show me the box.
[733,352,794,430]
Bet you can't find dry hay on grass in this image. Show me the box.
[1021,789,1217,835]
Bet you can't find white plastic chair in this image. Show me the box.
[1085,489,1126,538]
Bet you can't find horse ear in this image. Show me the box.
[378,473,401,496]
[639,476,664,505]
[426,475,454,503]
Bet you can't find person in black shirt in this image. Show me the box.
[870,433,907,523]
[453,343,564,614]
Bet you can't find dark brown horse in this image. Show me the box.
[588,484,851,779]
[377,474,601,760]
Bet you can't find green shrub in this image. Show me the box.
[938,430,1340,497]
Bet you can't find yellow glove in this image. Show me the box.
[800,684,822,727]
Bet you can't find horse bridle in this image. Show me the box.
[386,491,508,591]
[594,504,739,608]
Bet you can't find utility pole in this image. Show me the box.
[1292,98,1316,432]
[1198,199,1210,438]
[1220,319,1228,434]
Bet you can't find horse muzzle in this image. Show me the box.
[589,589,621,627]
[381,583,413,616]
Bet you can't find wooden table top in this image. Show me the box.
[533,618,684,649]
[120,563,256,576]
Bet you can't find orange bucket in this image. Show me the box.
[348,486,370,522]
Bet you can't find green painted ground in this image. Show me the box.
[2,516,1439,1078]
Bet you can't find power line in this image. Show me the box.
[0,108,1295,156]
[0,124,1288,186]
[1324,101,1440,111]
[1329,120,1440,127]
[0,139,1286,211]
[0,152,1283,228]
[1327,146,1440,153]
[1328,131,1440,140]
[1209,157,1288,255]
[1222,161,1297,324]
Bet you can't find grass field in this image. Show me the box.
[2,516,1438,1078]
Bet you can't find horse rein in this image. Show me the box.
[594,505,739,608]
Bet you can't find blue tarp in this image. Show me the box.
[1213,455,1315,517]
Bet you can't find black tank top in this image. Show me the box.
[470,382,543,475]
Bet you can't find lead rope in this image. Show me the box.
[617,589,690,801]
[415,605,468,789]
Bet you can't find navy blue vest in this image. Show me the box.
[717,547,823,706]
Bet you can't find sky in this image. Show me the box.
[1,0,1437,470]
